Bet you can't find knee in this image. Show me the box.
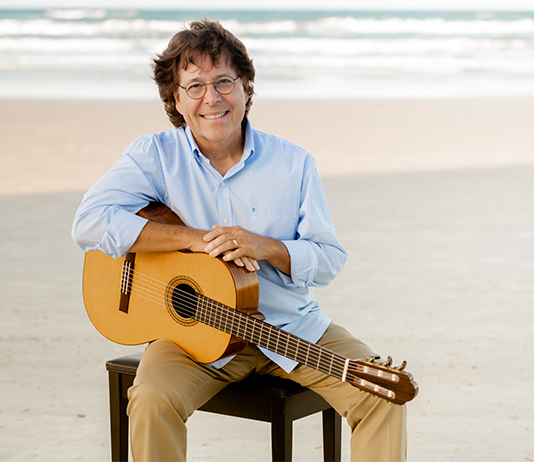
[346,393,406,430]
[127,375,189,423]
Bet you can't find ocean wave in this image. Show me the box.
[2,35,530,56]
[44,8,108,20]
[302,16,534,36]
[0,37,157,53]
[3,50,534,76]
[254,54,534,75]
[225,16,534,37]
[2,16,534,38]
[0,18,184,37]
[0,53,151,70]
[243,37,533,56]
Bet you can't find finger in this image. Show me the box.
[233,257,244,267]
[206,238,238,257]
[203,225,225,242]
[243,257,260,272]
[204,232,232,254]
[224,253,259,272]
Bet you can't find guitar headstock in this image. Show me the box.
[346,356,418,405]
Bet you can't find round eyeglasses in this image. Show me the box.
[177,76,240,100]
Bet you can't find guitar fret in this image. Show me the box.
[284,333,290,359]
[250,316,257,344]
[258,322,264,346]
[196,296,204,323]
[204,297,210,326]
[213,300,221,330]
[229,308,238,336]
[238,311,245,339]
[207,299,213,327]
[203,298,209,325]
[305,343,311,365]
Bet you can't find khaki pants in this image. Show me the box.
[127,323,407,461]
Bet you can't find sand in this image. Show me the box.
[0,97,533,461]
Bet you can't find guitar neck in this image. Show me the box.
[196,294,348,380]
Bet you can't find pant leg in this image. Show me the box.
[126,339,260,462]
[264,323,407,462]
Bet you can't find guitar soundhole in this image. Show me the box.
[165,276,201,327]
[172,284,197,319]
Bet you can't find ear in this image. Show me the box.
[173,90,182,114]
[242,80,250,104]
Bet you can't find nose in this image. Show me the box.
[203,82,221,104]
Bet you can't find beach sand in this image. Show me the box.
[1,97,533,461]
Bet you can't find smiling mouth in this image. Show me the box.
[202,111,229,120]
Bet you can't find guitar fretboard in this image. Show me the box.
[195,293,349,380]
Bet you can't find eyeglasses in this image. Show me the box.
[177,76,240,99]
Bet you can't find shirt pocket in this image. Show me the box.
[249,204,298,240]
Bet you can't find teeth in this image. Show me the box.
[203,112,227,119]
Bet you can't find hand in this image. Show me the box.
[202,225,291,276]
[203,225,263,272]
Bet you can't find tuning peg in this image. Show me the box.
[397,360,407,371]
[369,355,381,363]
[384,356,393,367]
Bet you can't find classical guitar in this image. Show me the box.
[82,202,418,405]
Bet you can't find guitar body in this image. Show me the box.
[82,204,260,364]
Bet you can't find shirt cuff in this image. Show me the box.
[98,208,149,258]
[279,239,317,288]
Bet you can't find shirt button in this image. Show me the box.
[223,218,229,225]
[220,181,225,186]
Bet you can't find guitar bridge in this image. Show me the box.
[119,253,136,313]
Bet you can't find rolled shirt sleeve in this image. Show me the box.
[71,136,166,258]
[279,155,348,289]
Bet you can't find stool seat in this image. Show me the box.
[106,353,342,462]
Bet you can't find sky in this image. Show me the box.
[3,0,534,10]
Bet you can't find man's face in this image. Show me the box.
[174,55,248,154]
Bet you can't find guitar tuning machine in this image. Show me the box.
[369,355,381,363]
[384,356,393,367]
[396,360,407,371]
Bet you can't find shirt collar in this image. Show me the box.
[184,125,201,158]
[183,121,255,166]
[241,119,254,164]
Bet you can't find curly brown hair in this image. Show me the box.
[153,18,255,128]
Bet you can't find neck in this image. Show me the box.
[194,128,245,177]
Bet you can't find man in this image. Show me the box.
[72,19,406,461]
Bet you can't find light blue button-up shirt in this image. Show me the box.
[72,121,347,372]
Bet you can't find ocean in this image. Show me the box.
[2,8,534,100]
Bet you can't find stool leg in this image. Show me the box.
[108,371,129,462]
[322,408,342,462]
[271,396,292,462]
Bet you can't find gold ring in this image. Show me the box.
[233,239,238,247]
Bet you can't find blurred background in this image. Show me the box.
[2,0,534,100]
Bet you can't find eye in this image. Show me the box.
[217,78,233,85]
[187,83,204,92]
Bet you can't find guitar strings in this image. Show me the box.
[128,269,395,387]
[128,268,350,371]
[126,268,391,383]
[127,278,393,393]
[122,266,394,383]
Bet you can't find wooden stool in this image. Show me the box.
[106,353,342,462]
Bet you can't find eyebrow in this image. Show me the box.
[184,74,236,85]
